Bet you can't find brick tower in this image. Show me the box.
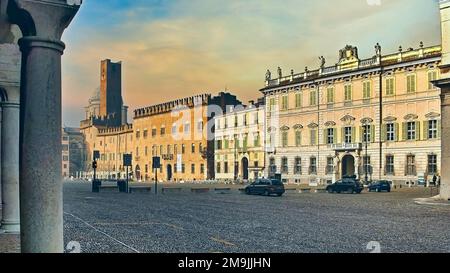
[100,59,123,126]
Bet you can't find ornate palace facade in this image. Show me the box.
[261,44,441,185]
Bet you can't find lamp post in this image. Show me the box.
[361,118,373,185]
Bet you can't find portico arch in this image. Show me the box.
[341,154,356,178]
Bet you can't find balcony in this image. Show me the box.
[331,143,362,151]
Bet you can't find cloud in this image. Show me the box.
[61,0,440,126]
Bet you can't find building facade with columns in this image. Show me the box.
[214,99,266,182]
[261,44,442,186]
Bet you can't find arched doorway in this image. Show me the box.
[241,157,249,180]
[167,164,173,181]
[341,155,355,178]
[135,165,141,181]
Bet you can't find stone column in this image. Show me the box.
[7,0,81,253]
[0,107,2,224]
[0,102,20,233]
[440,90,450,200]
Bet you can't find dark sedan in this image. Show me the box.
[245,179,285,197]
[326,178,364,194]
[368,180,392,192]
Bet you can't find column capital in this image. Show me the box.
[7,0,81,41]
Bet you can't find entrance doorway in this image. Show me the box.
[341,155,355,178]
[167,164,173,181]
[241,157,249,180]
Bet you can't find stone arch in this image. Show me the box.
[0,86,8,102]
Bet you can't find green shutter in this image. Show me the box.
[323,129,328,145]
[415,121,420,141]
[438,120,441,138]
[402,122,407,141]
[333,128,338,144]
[341,127,345,143]
[394,123,399,142]
[371,125,376,143]
[423,121,429,140]
[359,126,363,142]
[351,127,356,143]
[381,124,386,142]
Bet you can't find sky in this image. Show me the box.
[61,0,441,127]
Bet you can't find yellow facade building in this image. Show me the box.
[261,44,441,185]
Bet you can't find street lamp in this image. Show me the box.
[361,118,373,185]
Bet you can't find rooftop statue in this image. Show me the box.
[265,69,271,81]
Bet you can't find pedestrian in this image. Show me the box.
[433,174,437,186]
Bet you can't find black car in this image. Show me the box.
[245,179,285,197]
[368,180,392,192]
[326,178,364,194]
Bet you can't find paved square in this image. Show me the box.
[62,182,450,253]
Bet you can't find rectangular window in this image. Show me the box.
[407,122,416,140]
[406,74,416,93]
[428,120,438,139]
[428,71,438,90]
[152,128,157,137]
[309,157,317,175]
[216,162,221,173]
[143,130,148,138]
[184,123,191,134]
[362,125,371,142]
[181,164,186,174]
[428,154,438,175]
[281,95,288,110]
[182,144,186,154]
[344,85,352,101]
[327,128,335,144]
[254,133,261,147]
[386,123,395,141]
[269,98,276,111]
[281,131,288,147]
[224,162,229,173]
[310,129,317,145]
[136,131,140,139]
[309,90,317,106]
[363,81,371,99]
[344,127,352,144]
[386,155,395,175]
[295,93,302,108]
[363,156,371,176]
[294,157,302,174]
[326,157,334,175]
[295,131,301,147]
[327,87,334,104]
[406,155,416,176]
[191,143,195,153]
[191,164,195,174]
[200,164,205,174]
[386,78,395,96]
[281,157,288,174]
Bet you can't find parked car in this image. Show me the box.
[244,179,285,197]
[326,177,364,194]
[368,180,392,192]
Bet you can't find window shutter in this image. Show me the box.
[371,125,376,143]
[323,129,328,145]
[333,128,338,144]
[402,122,407,141]
[381,124,386,142]
[423,121,429,140]
[359,126,363,142]
[415,121,420,141]
[395,123,399,142]
[438,120,441,138]
[341,127,345,143]
[351,127,356,143]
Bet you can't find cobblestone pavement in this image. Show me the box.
[61,181,450,253]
